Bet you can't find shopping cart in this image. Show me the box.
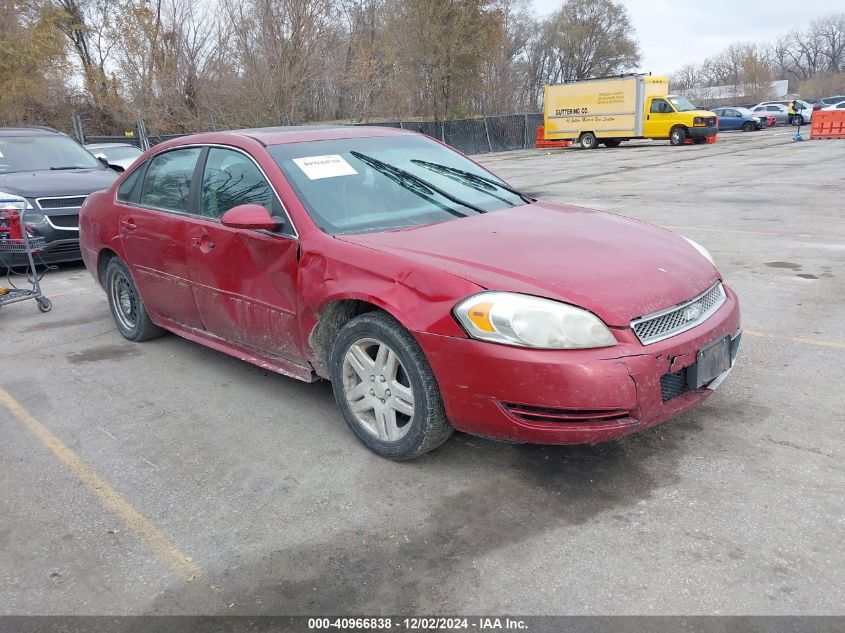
[0,196,52,313]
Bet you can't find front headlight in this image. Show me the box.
[682,236,715,266]
[454,292,617,349]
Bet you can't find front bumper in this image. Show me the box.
[0,237,80,267]
[416,284,741,445]
[688,125,718,139]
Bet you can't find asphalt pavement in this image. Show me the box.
[1,127,843,615]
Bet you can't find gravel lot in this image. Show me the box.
[1,127,843,616]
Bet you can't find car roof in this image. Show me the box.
[0,126,64,137]
[155,125,414,150]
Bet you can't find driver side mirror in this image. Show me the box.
[221,204,281,232]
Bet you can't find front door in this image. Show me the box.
[721,109,741,130]
[186,146,301,361]
[119,147,204,329]
[643,97,676,138]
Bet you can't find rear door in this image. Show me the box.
[186,146,302,360]
[119,147,204,329]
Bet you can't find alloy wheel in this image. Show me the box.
[341,338,415,442]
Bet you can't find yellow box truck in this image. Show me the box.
[542,74,718,149]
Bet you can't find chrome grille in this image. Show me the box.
[631,282,726,345]
[36,196,87,209]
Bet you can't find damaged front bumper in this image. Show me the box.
[415,284,741,445]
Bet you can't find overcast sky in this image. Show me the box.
[530,0,843,74]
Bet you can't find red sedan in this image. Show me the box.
[80,126,741,460]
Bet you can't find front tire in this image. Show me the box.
[330,311,453,460]
[603,139,622,148]
[105,258,164,342]
[742,121,754,132]
[669,126,687,146]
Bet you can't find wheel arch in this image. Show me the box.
[96,248,120,287]
[307,297,405,379]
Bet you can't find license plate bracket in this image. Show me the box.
[688,335,731,389]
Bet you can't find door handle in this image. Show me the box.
[190,237,201,248]
[122,218,137,231]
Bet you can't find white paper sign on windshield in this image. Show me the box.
[292,154,357,180]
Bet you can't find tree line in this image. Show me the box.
[1,0,640,134]
[670,13,845,103]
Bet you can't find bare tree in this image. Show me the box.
[541,0,640,84]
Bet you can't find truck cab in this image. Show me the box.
[644,95,718,145]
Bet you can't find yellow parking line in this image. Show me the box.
[0,386,202,581]
[745,329,845,350]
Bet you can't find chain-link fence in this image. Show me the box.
[68,113,545,156]
[362,114,543,155]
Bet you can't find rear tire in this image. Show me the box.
[105,258,164,342]
[579,132,598,150]
[669,126,687,146]
[330,311,453,460]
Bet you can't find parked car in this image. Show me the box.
[0,127,119,265]
[751,103,791,126]
[712,107,764,131]
[80,127,741,460]
[85,142,143,170]
[820,100,845,111]
[814,95,845,108]
[752,100,813,125]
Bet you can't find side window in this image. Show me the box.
[767,106,779,112]
[650,99,669,114]
[139,148,201,212]
[116,166,143,202]
[200,148,274,219]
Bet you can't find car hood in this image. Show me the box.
[689,109,717,118]
[339,202,720,327]
[0,169,118,199]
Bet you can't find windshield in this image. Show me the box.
[0,135,103,173]
[269,135,526,234]
[92,146,142,162]
[667,96,697,112]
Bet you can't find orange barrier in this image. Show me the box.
[535,126,570,149]
[685,134,718,145]
[810,110,845,139]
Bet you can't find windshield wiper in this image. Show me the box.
[50,165,87,170]
[410,159,533,205]
[350,151,486,216]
